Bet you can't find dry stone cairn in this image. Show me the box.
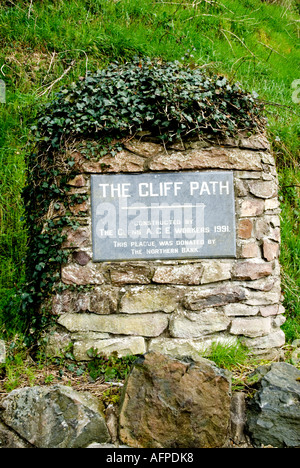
[46,131,285,361]
[24,59,285,363]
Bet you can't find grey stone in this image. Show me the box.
[169,309,231,338]
[153,264,203,285]
[58,312,168,337]
[230,392,247,445]
[230,317,272,338]
[120,286,183,314]
[183,284,246,310]
[149,335,239,362]
[149,147,262,171]
[0,339,5,364]
[246,362,300,448]
[1,385,110,448]
[73,337,146,360]
[0,422,33,448]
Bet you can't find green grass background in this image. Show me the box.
[0,0,299,341]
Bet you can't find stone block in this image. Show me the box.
[238,219,253,239]
[152,264,203,285]
[72,250,91,266]
[0,339,5,363]
[119,352,232,448]
[240,242,261,259]
[249,181,277,199]
[240,199,264,217]
[123,139,163,158]
[230,317,272,338]
[263,240,279,261]
[224,303,259,316]
[58,312,168,337]
[109,263,152,285]
[149,148,262,171]
[120,286,183,314]
[73,337,146,361]
[169,309,231,338]
[1,385,110,448]
[67,174,86,187]
[233,260,273,281]
[260,304,284,317]
[265,198,280,211]
[245,290,282,306]
[183,284,246,310]
[61,263,105,286]
[149,335,239,362]
[242,329,285,351]
[81,151,145,173]
[200,261,232,284]
[62,227,91,249]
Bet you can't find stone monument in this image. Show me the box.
[45,132,285,361]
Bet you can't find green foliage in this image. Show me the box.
[0,0,299,341]
[203,340,250,371]
[86,348,138,382]
[34,57,264,149]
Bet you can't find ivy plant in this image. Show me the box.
[21,57,264,338]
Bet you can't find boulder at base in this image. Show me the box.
[119,351,232,448]
[0,384,110,448]
[246,362,300,448]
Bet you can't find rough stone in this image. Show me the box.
[233,260,273,281]
[200,261,232,284]
[58,312,168,337]
[265,198,280,211]
[183,285,246,310]
[260,304,285,317]
[246,362,300,448]
[240,242,261,259]
[0,422,33,448]
[169,309,230,338]
[148,335,239,362]
[230,317,272,338]
[152,264,203,285]
[61,263,105,286]
[45,330,72,357]
[81,150,145,173]
[67,174,86,187]
[238,219,253,239]
[123,139,163,158]
[119,352,232,448]
[224,303,259,316]
[248,180,277,199]
[109,263,152,285]
[1,385,110,448]
[120,286,183,314]
[149,147,262,171]
[0,340,5,364]
[263,240,279,261]
[73,337,146,361]
[53,287,119,315]
[241,329,285,351]
[240,199,265,217]
[72,250,91,266]
[62,227,90,249]
[230,392,247,445]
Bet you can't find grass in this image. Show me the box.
[0,0,299,343]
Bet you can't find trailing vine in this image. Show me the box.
[21,56,265,338]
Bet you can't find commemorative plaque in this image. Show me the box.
[91,171,236,261]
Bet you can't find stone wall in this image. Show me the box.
[46,132,286,361]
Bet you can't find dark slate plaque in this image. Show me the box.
[91,171,236,261]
